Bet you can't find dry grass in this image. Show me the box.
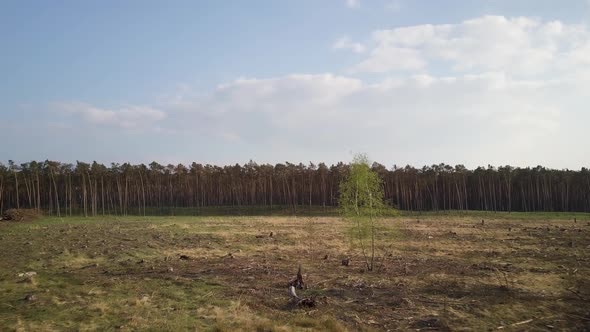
[0,214,589,331]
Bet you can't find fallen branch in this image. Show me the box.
[564,313,590,321]
[414,298,464,305]
[497,318,533,329]
[566,287,588,301]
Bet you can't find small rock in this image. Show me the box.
[168,267,174,272]
[18,272,37,278]
[24,294,36,301]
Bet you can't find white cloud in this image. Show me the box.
[56,102,166,130]
[354,15,590,76]
[354,46,426,72]
[40,15,590,168]
[345,0,359,8]
[333,36,366,53]
[160,69,589,167]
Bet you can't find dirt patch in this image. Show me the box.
[1,209,42,222]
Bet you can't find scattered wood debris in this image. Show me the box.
[288,286,316,308]
[497,318,533,329]
[287,266,315,307]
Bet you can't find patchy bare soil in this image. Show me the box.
[1,214,589,331]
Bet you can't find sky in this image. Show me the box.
[1,0,590,169]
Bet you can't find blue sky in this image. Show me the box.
[2,0,590,168]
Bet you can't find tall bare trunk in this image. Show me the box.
[14,170,20,209]
[50,166,61,217]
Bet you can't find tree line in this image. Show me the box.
[1,160,589,216]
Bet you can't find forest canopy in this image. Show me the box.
[1,160,589,215]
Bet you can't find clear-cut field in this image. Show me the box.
[1,214,589,331]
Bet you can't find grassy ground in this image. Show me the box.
[1,213,589,331]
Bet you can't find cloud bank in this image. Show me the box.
[56,102,166,130]
[353,16,590,75]
[51,16,590,168]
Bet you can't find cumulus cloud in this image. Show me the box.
[56,102,166,129]
[333,36,366,53]
[355,46,426,72]
[160,68,589,167]
[354,15,590,76]
[41,15,590,167]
